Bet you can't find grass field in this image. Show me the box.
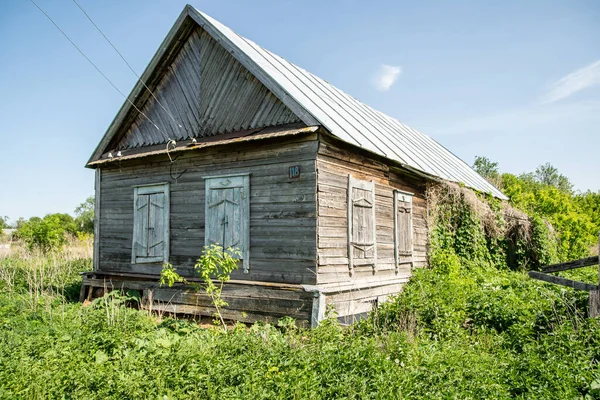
[1,240,600,399]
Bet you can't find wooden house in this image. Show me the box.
[82,5,506,327]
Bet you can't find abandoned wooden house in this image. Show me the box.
[82,5,507,327]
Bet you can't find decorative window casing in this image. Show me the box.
[132,183,170,264]
[393,190,413,272]
[347,175,377,275]
[204,173,250,273]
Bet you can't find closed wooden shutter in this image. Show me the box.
[348,175,376,275]
[205,174,250,273]
[394,190,413,272]
[132,183,170,264]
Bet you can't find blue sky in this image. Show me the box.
[1,0,599,222]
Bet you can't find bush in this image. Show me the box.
[17,214,70,252]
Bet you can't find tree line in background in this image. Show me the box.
[473,157,600,261]
[0,196,94,251]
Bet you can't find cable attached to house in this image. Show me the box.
[29,0,164,135]
[71,0,187,137]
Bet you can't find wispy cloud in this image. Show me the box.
[541,60,600,104]
[372,64,402,91]
[430,100,600,137]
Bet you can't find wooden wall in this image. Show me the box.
[315,133,429,285]
[97,133,318,285]
[112,26,300,151]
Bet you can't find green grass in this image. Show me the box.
[1,247,600,399]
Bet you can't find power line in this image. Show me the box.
[29,0,162,133]
[71,0,184,132]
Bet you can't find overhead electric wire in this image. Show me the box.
[29,0,162,133]
[71,0,185,132]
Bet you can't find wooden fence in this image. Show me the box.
[528,236,600,317]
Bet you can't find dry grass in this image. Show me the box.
[0,238,92,308]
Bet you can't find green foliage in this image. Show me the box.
[0,216,7,235]
[159,245,240,330]
[473,155,499,178]
[74,196,95,234]
[18,214,71,252]
[158,263,186,287]
[195,244,241,329]
[501,169,597,261]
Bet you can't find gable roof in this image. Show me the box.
[89,5,507,200]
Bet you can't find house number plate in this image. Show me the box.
[289,165,301,179]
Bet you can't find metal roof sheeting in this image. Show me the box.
[193,9,507,199]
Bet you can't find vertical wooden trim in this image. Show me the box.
[592,234,600,318]
[347,175,354,276]
[371,179,377,273]
[310,290,325,328]
[93,169,101,271]
[242,175,250,273]
[163,183,170,264]
[393,190,399,274]
[131,187,139,263]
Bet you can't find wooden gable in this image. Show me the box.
[103,25,301,153]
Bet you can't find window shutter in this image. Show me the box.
[205,174,250,273]
[347,175,376,275]
[132,183,170,264]
[132,194,149,261]
[394,190,413,273]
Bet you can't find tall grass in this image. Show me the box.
[0,238,92,306]
[1,239,600,398]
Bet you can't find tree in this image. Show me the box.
[534,163,573,193]
[473,156,499,179]
[0,216,6,235]
[473,156,500,187]
[74,196,94,234]
[18,214,68,252]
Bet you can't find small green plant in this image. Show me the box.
[195,244,240,330]
[159,263,187,287]
[158,245,240,330]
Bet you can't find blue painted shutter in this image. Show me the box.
[132,184,170,263]
[205,175,249,272]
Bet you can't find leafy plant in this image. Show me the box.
[158,263,187,287]
[18,214,69,252]
[159,245,240,330]
[195,244,240,330]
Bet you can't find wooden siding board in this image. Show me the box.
[315,134,428,292]
[111,25,302,152]
[98,136,318,285]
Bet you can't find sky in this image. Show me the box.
[0,0,599,223]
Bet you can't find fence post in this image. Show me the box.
[589,234,600,318]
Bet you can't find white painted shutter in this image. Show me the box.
[132,184,170,263]
[347,175,376,275]
[394,190,413,272]
[205,174,250,273]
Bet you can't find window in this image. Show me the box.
[132,183,170,264]
[347,175,376,275]
[394,190,413,272]
[204,174,250,273]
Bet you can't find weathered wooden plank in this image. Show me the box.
[528,271,597,291]
[541,256,599,273]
